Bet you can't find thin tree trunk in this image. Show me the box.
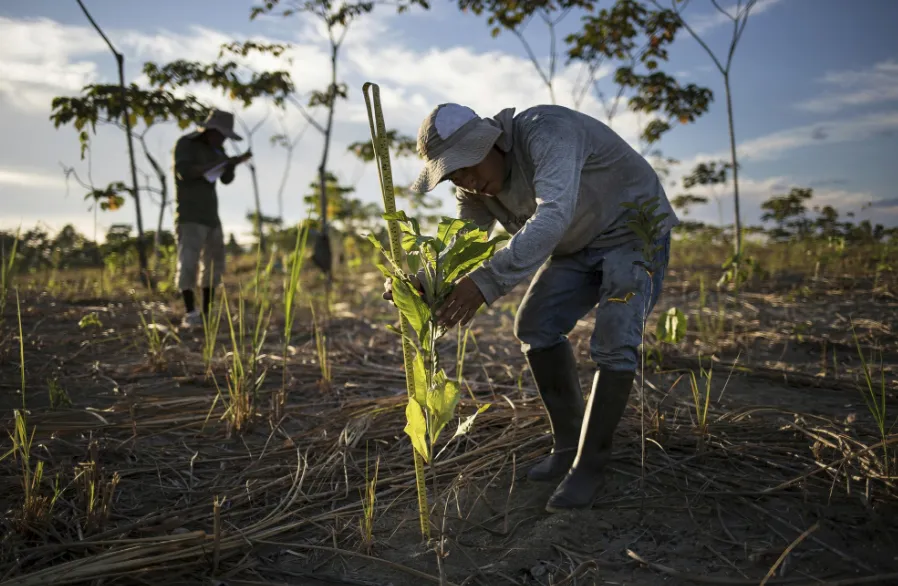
[77,0,150,288]
[249,162,266,253]
[724,74,742,257]
[317,41,339,290]
[139,136,167,258]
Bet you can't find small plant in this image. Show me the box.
[0,228,19,323]
[687,362,713,448]
[136,306,179,370]
[216,287,270,436]
[1,291,59,529]
[78,312,103,329]
[651,306,688,370]
[310,300,331,390]
[618,197,670,478]
[369,212,502,534]
[73,441,120,533]
[851,321,897,477]
[359,444,380,554]
[48,377,72,410]
[201,267,225,381]
[273,224,309,422]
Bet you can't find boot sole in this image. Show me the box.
[545,500,593,513]
[528,473,567,483]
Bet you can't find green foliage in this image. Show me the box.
[761,187,815,242]
[50,84,209,159]
[78,312,103,329]
[656,306,686,344]
[671,194,709,216]
[304,173,380,236]
[459,0,713,144]
[348,129,418,162]
[371,213,506,462]
[143,58,295,108]
[621,196,669,274]
[251,0,433,26]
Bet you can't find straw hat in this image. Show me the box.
[410,103,501,193]
[198,109,243,141]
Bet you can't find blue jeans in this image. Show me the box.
[514,233,671,372]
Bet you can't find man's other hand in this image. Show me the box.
[436,276,485,328]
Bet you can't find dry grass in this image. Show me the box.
[0,237,895,585]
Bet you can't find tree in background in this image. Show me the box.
[760,187,814,242]
[458,0,712,182]
[346,130,444,229]
[71,0,151,285]
[248,0,431,282]
[51,85,210,258]
[650,0,762,261]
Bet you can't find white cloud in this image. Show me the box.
[672,174,888,229]
[797,59,898,114]
[0,167,67,189]
[1,5,895,245]
[675,111,898,176]
[687,0,784,34]
[0,17,105,112]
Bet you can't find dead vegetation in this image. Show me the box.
[1,239,896,586]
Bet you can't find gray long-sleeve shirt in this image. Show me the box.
[462,104,679,305]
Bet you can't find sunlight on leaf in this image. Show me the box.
[404,398,429,463]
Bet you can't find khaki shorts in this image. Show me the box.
[175,222,225,291]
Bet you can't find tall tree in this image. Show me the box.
[74,0,150,285]
[649,0,763,259]
[51,85,210,256]
[248,0,431,282]
[458,0,712,171]
[458,0,595,104]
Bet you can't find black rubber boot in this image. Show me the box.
[525,340,585,482]
[545,368,635,512]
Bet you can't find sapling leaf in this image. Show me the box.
[383,210,410,223]
[427,374,460,445]
[373,261,392,279]
[406,250,421,275]
[442,234,510,285]
[437,217,472,246]
[391,276,429,339]
[412,350,428,406]
[403,398,430,463]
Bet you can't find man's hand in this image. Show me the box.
[383,275,423,302]
[436,276,485,328]
[227,150,253,167]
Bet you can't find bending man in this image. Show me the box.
[399,103,677,512]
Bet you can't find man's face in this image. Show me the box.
[204,129,226,149]
[445,147,505,197]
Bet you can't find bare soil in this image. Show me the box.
[1,264,896,586]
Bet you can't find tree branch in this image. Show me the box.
[76,0,121,57]
[653,0,727,75]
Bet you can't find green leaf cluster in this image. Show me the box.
[621,195,669,274]
[369,213,507,462]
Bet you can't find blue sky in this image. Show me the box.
[1,0,897,242]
